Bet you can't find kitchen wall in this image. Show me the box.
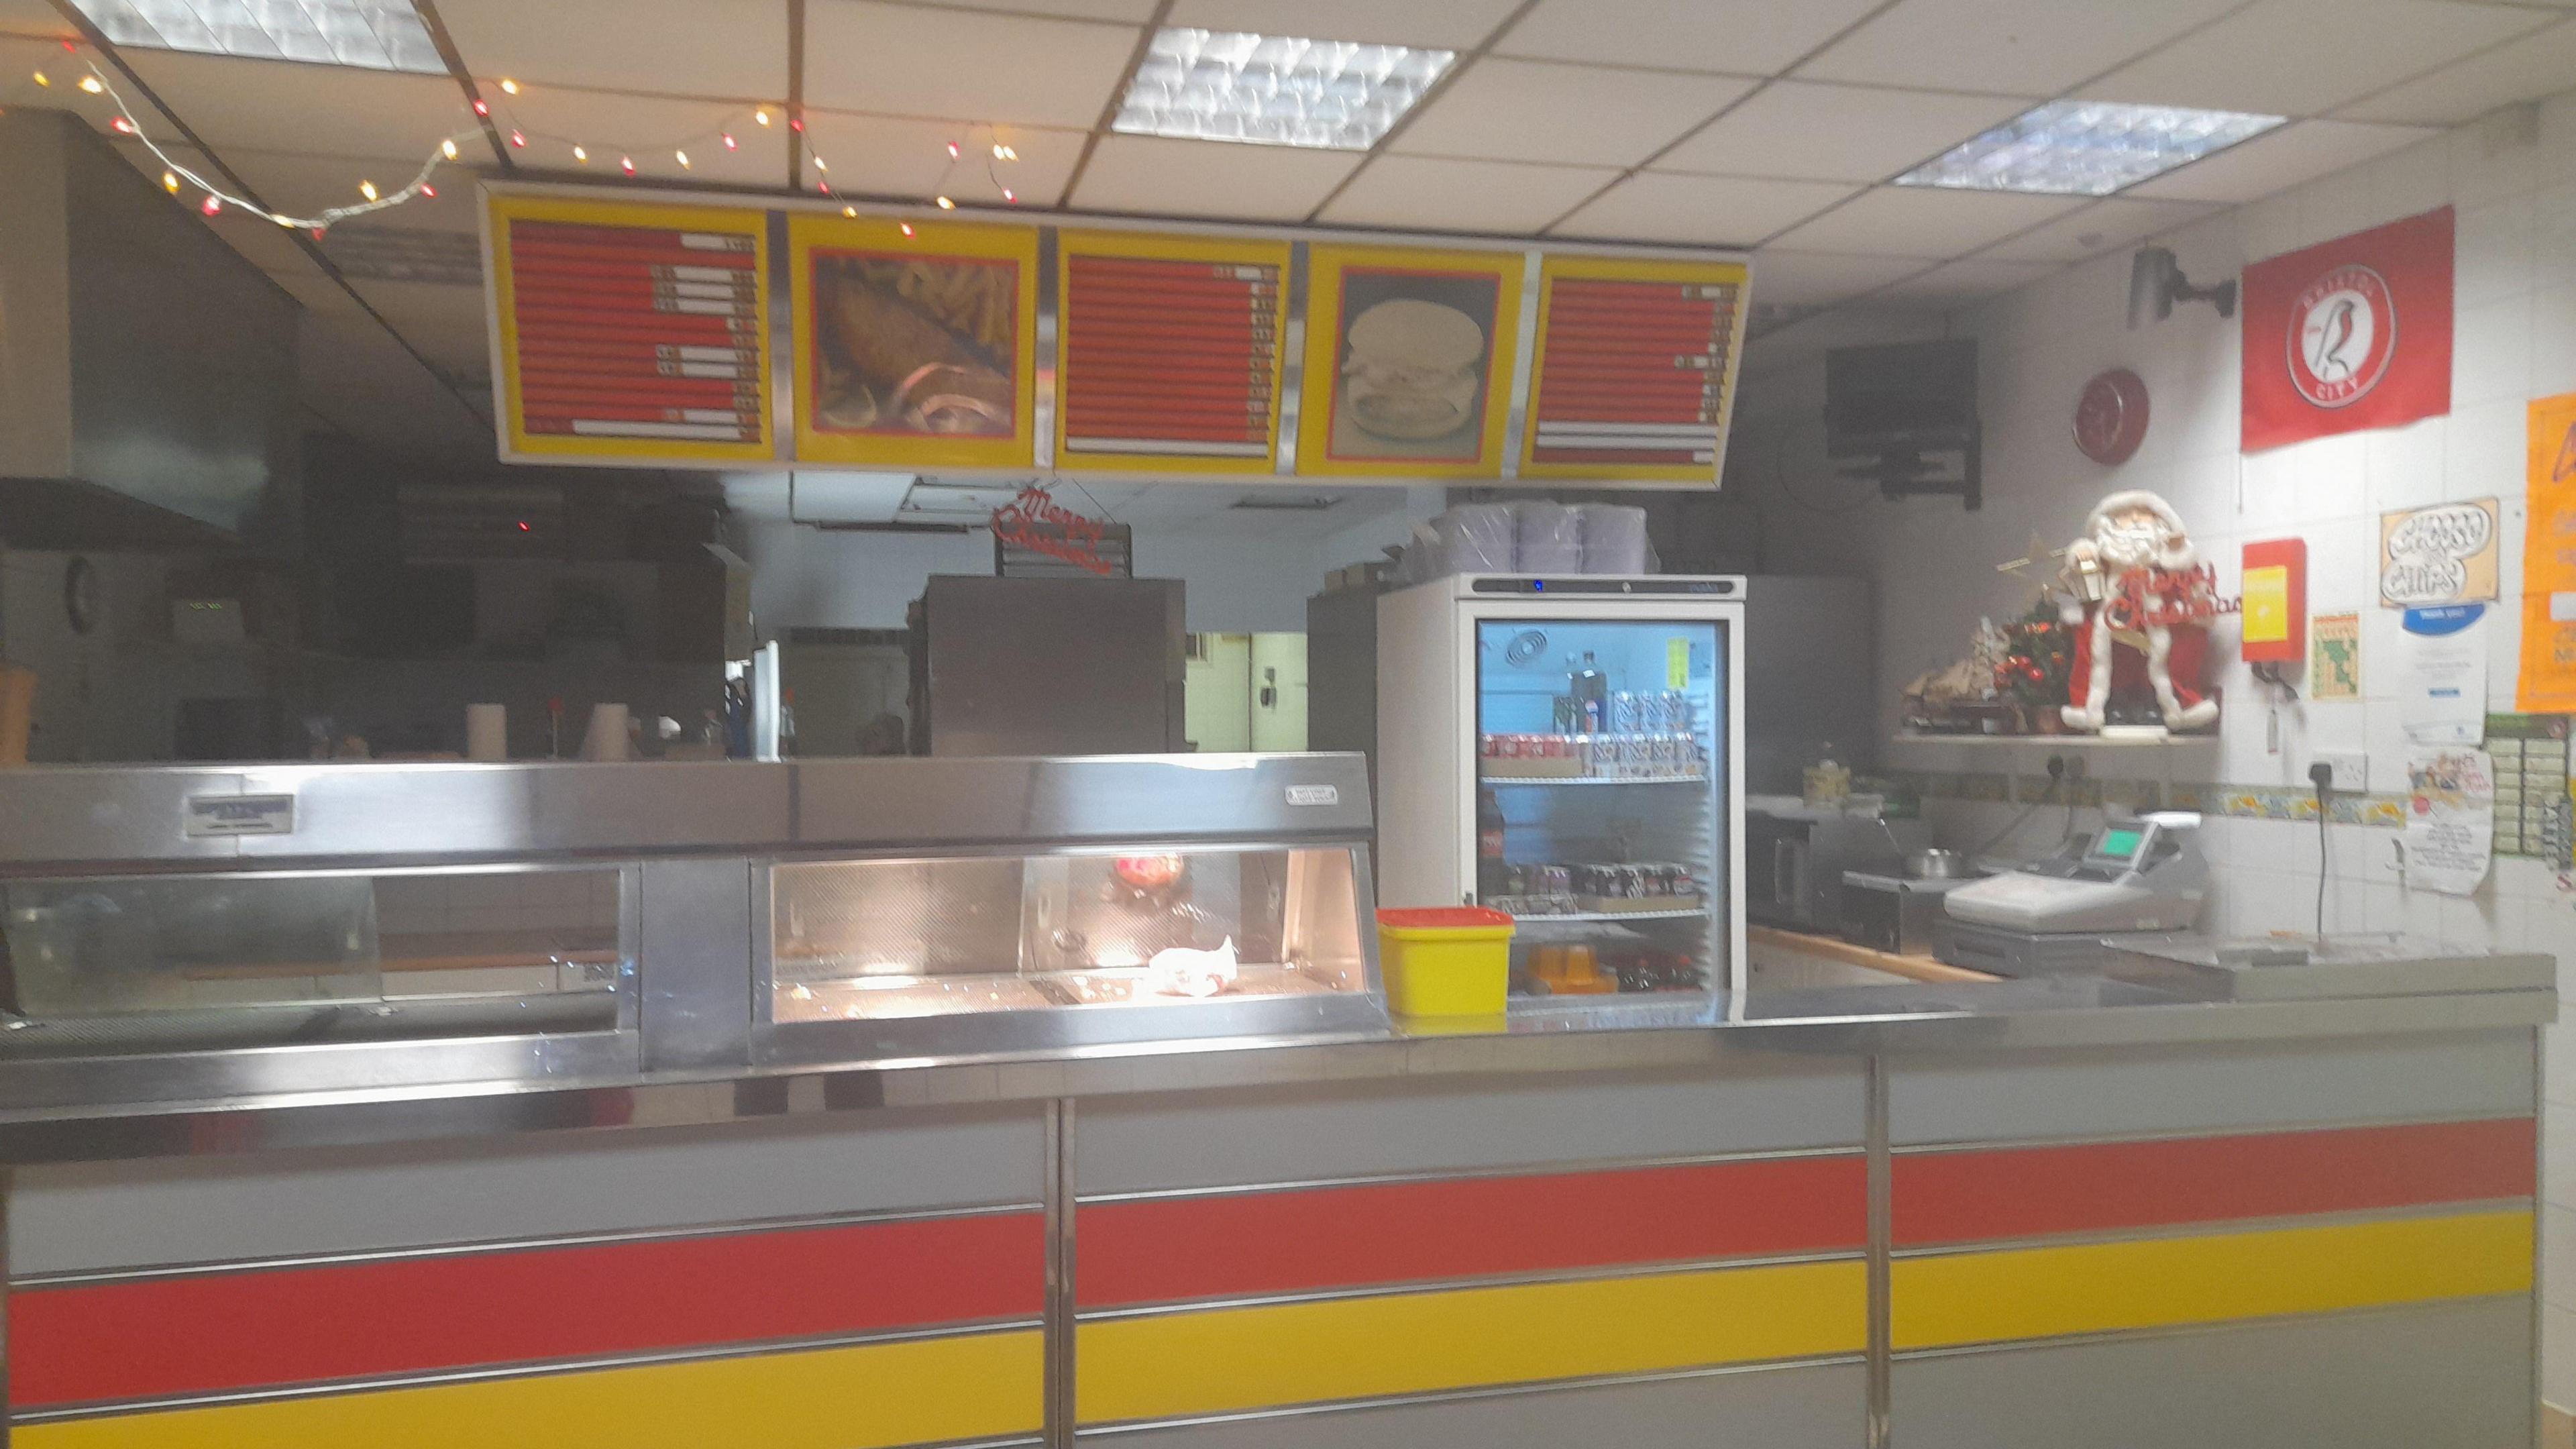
[1736,87,2576,1405]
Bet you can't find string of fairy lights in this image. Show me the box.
[9,38,1028,235]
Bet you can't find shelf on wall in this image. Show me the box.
[1892,733,2220,749]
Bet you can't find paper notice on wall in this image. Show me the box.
[2400,603,2488,743]
[2404,745,2494,896]
[2518,391,2576,711]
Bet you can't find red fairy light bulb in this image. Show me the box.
[109,116,133,133]
[508,129,526,148]
[900,222,914,237]
[199,195,221,215]
[946,141,959,158]
[788,115,802,132]
[420,182,437,197]
[1002,188,1016,203]
[722,132,737,150]
[620,155,635,174]
[473,97,489,116]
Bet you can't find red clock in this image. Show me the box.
[2074,368,2151,464]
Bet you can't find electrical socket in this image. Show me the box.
[2312,751,2366,792]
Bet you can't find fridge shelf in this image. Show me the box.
[1509,907,1707,924]
[1481,773,1707,787]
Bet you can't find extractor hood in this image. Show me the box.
[0,110,299,548]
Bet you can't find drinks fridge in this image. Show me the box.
[1377,575,1746,998]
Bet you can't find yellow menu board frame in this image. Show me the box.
[1055,229,1292,475]
[1295,244,1523,480]
[485,193,776,465]
[1517,254,1750,484]
[790,214,1041,470]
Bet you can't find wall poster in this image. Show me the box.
[2403,745,2494,896]
[789,215,1040,469]
[2380,498,2499,608]
[2241,207,2454,453]
[1518,254,1748,482]
[1055,230,1290,473]
[2311,612,2361,700]
[1296,245,1522,478]
[2518,392,2576,712]
[484,193,774,465]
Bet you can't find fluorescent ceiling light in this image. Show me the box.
[1113,28,1454,151]
[1895,100,2283,197]
[66,0,446,74]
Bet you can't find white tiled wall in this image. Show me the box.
[1738,87,2576,1403]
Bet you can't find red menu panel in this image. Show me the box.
[1061,251,1281,462]
[505,218,765,446]
[1529,276,1741,469]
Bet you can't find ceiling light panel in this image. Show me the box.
[1896,100,2284,197]
[68,0,444,72]
[1112,28,1453,150]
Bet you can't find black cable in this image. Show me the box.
[2310,762,2334,939]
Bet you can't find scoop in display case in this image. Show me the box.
[0,755,1383,1112]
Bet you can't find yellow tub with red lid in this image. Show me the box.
[1375,907,1514,1018]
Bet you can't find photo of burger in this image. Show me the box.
[1327,268,1501,464]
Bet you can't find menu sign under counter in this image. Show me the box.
[484,195,775,464]
[1055,231,1290,473]
[1519,256,1750,482]
[789,215,1040,470]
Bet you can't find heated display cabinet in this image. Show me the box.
[1377,575,1746,996]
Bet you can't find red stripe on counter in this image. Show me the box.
[1892,1118,2535,1248]
[12,1210,1044,1409]
[1078,1157,1864,1309]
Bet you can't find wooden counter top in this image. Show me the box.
[1748,924,1999,985]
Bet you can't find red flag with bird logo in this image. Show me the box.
[2241,207,2453,453]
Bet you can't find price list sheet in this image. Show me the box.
[1522,260,1748,481]
[1057,234,1288,471]
[488,199,773,464]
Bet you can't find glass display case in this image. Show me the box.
[0,865,632,1057]
[761,841,1378,1060]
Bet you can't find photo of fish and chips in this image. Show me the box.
[809,251,1022,437]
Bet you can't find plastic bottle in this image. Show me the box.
[1477,787,1509,904]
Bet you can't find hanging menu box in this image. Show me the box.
[1521,257,1750,482]
[486,196,773,464]
[1056,232,1289,472]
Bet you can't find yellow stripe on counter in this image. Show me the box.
[1078,1261,1865,1426]
[19,1330,1042,1449]
[1893,1210,2532,1352]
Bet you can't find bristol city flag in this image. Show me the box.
[2241,207,2454,453]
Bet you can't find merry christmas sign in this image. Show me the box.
[2241,207,2454,453]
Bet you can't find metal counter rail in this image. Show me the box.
[0,975,2547,1167]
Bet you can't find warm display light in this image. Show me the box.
[358,178,377,200]
[65,0,445,73]
[498,76,518,94]
[77,73,103,91]
[441,138,458,159]
[1896,99,2284,196]
[1112,28,1452,151]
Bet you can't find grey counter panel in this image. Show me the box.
[1077,1364,1866,1449]
[1075,1059,1866,1195]
[1888,1299,2532,1449]
[1889,1030,2535,1146]
[11,1102,1043,1275]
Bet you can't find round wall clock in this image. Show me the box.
[2074,368,2151,465]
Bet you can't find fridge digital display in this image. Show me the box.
[1474,619,1727,998]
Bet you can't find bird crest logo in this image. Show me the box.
[2287,263,2396,409]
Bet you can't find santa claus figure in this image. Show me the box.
[2060,490,2220,733]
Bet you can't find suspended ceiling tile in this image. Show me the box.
[1551,172,1859,246]
[1654,81,2027,184]
[480,86,784,186]
[1746,250,1928,305]
[0,1,72,39]
[1796,0,2245,97]
[1391,59,1754,168]
[2127,118,2437,201]
[1069,133,1360,221]
[1977,195,2220,262]
[1319,154,1621,235]
[1163,0,1522,50]
[803,1,1140,128]
[1765,185,2084,256]
[903,0,1163,21]
[2085,0,2550,118]
[798,111,1085,207]
[2336,17,2576,126]
[119,50,472,162]
[1876,255,2059,301]
[432,0,786,99]
[1494,0,1886,76]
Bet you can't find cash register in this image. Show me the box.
[1935,812,2209,977]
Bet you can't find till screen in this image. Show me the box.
[2093,826,2144,861]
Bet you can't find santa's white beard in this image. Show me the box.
[2094,523,2169,572]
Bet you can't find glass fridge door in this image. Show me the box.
[1475,617,1726,998]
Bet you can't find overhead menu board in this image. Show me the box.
[1296,245,1525,480]
[485,195,774,464]
[1519,256,1749,482]
[1056,231,1290,473]
[789,215,1040,470]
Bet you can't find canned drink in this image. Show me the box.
[1588,735,1616,777]
[1666,692,1692,733]
[1649,734,1676,773]
[1642,691,1668,731]
[1610,692,1638,733]
[1553,695,1578,734]
[1621,735,1651,777]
